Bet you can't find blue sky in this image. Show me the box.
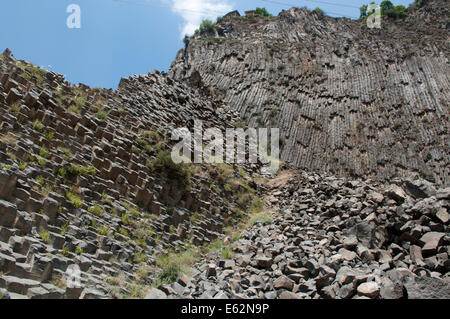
[0,0,413,89]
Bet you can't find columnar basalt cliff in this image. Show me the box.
[170,0,449,185]
[0,52,259,298]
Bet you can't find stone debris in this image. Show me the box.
[156,172,449,299]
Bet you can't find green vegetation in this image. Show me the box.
[196,19,216,34]
[61,246,70,257]
[147,150,192,181]
[154,247,203,285]
[118,227,129,237]
[61,223,68,236]
[57,167,67,179]
[381,0,406,18]
[34,182,53,197]
[32,156,46,167]
[68,96,86,114]
[121,213,130,225]
[137,265,150,280]
[249,212,273,225]
[6,152,16,161]
[360,1,407,19]
[88,204,104,217]
[254,7,273,18]
[19,162,27,171]
[313,7,324,15]
[410,0,424,8]
[39,230,50,243]
[39,146,50,159]
[9,103,20,114]
[127,282,146,299]
[67,163,96,177]
[107,276,122,286]
[157,262,181,284]
[134,252,149,263]
[35,175,44,185]
[97,225,109,236]
[96,110,108,120]
[66,191,84,209]
[189,212,200,224]
[50,278,67,290]
[57,146,73,158]
[221,246,233,259]
[33,119,44,132]
[44,131,54,139]
[75,246,83,255]
[248,196,264,215]
[232,121,245,128]
[18,62,47,82]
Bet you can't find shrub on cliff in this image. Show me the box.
[197,19,216,34]
[360,1,407,20]
[255,7,273,18]
[383,4,407,18]
[313,7,324,16]
[147,150,191,181]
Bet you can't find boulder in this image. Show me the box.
[419,232,445,257]
[0,200,18,227]
[145,288,167,299]
[404,276,450,299]
[357,282,380,298]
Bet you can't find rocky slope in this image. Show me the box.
[169,0,449,185]
[149,171,449,299]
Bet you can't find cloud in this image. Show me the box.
[170,0,233,38]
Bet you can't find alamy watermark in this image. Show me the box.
[367,4,381,29]
[170,120,281,174]
[66,4,81,29]
[65,264,82,288]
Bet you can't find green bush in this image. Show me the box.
[360,4,369,19]
[250,213,273,225]
[198,19,216,34]
[380,0,394,12]
[255,7,273,18]
[147,150,191,181]
[384,4,406,18]
[360,1,407,20]
[40,230,50,243]
[96,110,108,120]
[157,262,181,284]
[39,146,50,159]
[66,191,83,208]
[67,163,96,177]
[134,252,148,263]
[33,119,44,132]
[221,246,233,259]
[313,7,324,15]
[88,204,104,217]
[75,246,83,255]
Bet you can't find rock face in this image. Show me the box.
[0,50,251,299]
[170,1,449,185]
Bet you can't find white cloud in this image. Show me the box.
[170,0,233,38]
